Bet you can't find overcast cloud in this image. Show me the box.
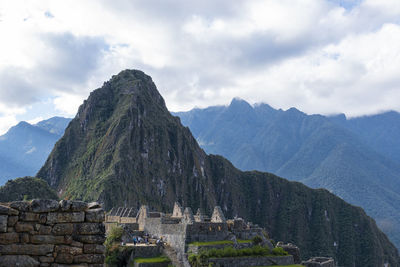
[0,0,400,134]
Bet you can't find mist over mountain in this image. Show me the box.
[175,99,400,250]
[0,117,71,185]
[35,70,399,266]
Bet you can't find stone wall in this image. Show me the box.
[186,222,229,243]
[143,217,163,236]
[207,255,294,267]
[277,242,301,264]
[0,199,105,267]
[133,261,170,267]
[159,223,187,255]
[302,257,335,267]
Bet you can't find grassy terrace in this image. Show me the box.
[134,256,171,263]
[188,245,290,266]
[189,239,252,246]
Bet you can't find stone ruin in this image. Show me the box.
[210,206,226,223]
[105,202,274,265]
[302,256,335,267]
[104,202,337,266]
[172,202,184,218]
[277,242,301,264]
[0,199,105,267]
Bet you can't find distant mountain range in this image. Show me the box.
[0,117,71,185]
[34,70,399,266]
[175,99,400,250]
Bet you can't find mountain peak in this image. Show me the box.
[286,107,303,114]
[16,121,32,128]
[37,70,400,265]
[228,97,253,112]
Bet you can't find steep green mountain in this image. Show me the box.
[0,176,58,202]
[0,117,71,185]
[37,70,399,266]
[175,100,400,250]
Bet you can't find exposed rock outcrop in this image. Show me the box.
[37,69,400,266]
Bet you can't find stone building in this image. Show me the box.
[105,202,274,265]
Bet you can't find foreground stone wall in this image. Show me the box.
[0,199,105,267]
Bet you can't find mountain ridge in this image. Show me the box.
[0,116,71,185]
[175,98,400,249]
[37,69,399,266]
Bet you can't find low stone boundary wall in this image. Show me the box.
[0,199,105,266]
[133,262,170,267]
[187,243,232,254]
[302,257,335,267]
[207,255,294,267]
[187,242,253,254]
[128,245,162,259]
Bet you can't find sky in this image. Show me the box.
[0,0,400,134]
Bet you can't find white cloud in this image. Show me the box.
[0,103,25,135]
[1,0,400,131]
[27,117,44,125]
[53,93,86,116]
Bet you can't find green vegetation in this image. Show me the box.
[105,225,124,265]
[37,69,400,266]
[134,256,171,263]
[190,239,252,246]
[252,236,263,245]
[237,239,252,244]
[189,245,288,267]
[190,240,234,246]
[190,246,288,261]
[0,176,58,202]
[105,225,123,249]
[176,99,400,251]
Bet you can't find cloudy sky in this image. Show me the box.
[0,0,400,134]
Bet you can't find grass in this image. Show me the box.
[255,265,304,267]
[189,240,234,246]
[189,245,289,265]
[134,256,171,263]
[237,239,252,243]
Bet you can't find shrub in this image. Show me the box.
[252,245,264,256]
[104,225,125,266]
[105,225,123,249]
[188,254,198,264]
[272,247,288,256]
[252,235,263,246]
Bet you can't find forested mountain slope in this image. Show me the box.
[37,70,399,266]
[176,100,400,250]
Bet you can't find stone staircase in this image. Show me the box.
[163,245,191,267]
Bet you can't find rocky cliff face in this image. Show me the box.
[37,70,400,266]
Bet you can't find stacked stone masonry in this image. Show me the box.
[0,199,105,267]
[302,257,335,267]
